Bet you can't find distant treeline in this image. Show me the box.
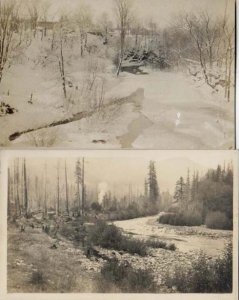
[159,163,233,230]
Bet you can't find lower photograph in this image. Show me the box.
[0,150,238,299]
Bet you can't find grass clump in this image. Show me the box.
[101,260,156,293]
[145,239,176,251]
[88,220,147,256]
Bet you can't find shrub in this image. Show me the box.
[164,243,232,293]
[213,243,232,292]
[205,211,232,230]
[88,220,147,256]
[158,211,203,227]
[167,243,177,251]
[145,239,176,251]
[101,260,156,293]
[91,202,102,212]
[121,238,147,256]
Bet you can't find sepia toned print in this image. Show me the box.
[5,151,236,294]
[0,0,235,149]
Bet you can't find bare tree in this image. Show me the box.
[44,160,48,216]
[75,5,92,57]
[98,12,113,44]
[35,175,41,211]
[27,0,39,38]
[23,158,28,216]
[58,16,67,100]
[14,158,21,216]
[0,0,18,83]
[75,159,82,215]
[81,158,85,216]
[56,160,60,216]
[39,0,51,38]
[185,14,215,88]
[7,167,11,217]
[131,17,142,48]
[114,0,134,76]
[65,160,69,215]
[221,5,234,102]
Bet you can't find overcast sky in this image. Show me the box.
[38,0,235,27]
[8,151,234,198]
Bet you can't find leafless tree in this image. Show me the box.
[65,160,69,215]
[114,0,134,76]
[131,17,142,49]
[56,160,60,216]
[57,16,67,100]
[81,158,85,216]
[221,5,234,102]
[75,5,92,57]
[0,0,18,83]
[14,158,21,216]
[27,0,39,38]
[23,158,28,216]
[39,0,51,38]
[44,160,48,216]
[75,159,82,215]
[98,12,113,44]
[185,13,215,88]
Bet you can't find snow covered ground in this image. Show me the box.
[0,48,234,149]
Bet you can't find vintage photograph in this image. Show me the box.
[5,151,235,293]
[0,0,235,149]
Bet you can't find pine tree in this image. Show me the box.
[174,176,186,206]
[148,161,159,205]
[216,165,222,182]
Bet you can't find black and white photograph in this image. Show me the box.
[3,150,236,294]
[0,0,236,149]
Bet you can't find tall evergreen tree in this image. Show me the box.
[174,176,186,206]
[148,161,159,204]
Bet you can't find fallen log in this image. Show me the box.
[9,89,144,142]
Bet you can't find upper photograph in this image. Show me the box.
[0,0,235,149]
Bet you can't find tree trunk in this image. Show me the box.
[59,39,67,99]
[227,47,233,102]
[7,168,11,217]
[14,159,21,216]
[65,160,69,215]
[23,159,28,217]
[81,158,85,216]
[57,161,60,216]
[44,162,47,216]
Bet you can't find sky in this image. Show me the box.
[8,151,234,198]
[46,0,235,27]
